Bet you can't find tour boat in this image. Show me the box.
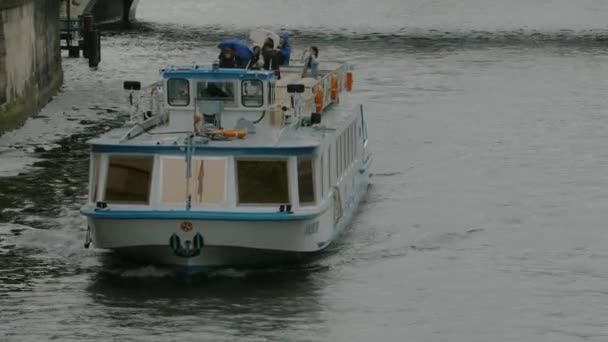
[80,49,372,272]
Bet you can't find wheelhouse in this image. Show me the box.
[160,67,277,132]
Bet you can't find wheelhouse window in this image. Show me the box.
[104,156,153,204]
[242,80,264,107]
[162,157,226,205]
[237,160,288,204]
[167,79,190,106]
[298,158,315,204]
[197,81,236,106]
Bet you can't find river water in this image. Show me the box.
[2,1,608,341]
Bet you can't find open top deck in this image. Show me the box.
[89,61,354,154]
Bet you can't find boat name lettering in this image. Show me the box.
[305,221,319,235]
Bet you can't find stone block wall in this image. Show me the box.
[0,0,63,133]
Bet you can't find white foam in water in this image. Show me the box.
[118,265,176,278]
[0,149,39,177]
[208,268,250,278]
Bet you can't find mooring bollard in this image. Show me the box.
[60,11,101,67]
[88,30,101,68]
[82,14,101,68]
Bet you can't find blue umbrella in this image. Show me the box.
[218,39,254,61]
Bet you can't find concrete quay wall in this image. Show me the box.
[0,0,63,133]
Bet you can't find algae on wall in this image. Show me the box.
[0,0,63,134]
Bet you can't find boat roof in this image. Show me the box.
[161,65,276,81]
[89,99,357,156]
[89,61,356,156]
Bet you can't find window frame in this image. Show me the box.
[297,157,316,206]
[89,153,100,203]
[160,156,228,207]
[103,154,155,205]
[167,78,191,107]
[196,80,237,107]
[241,79,265,108]
[320,153,325,198]
[235,158,290,206]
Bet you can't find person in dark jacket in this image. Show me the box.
[260,39,278,67]
[249,46,262,69]
[218,48,237,68]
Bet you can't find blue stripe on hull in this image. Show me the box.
[81,208,327,221]
[90,144,319,156]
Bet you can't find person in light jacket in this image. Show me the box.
[301,46,319,78]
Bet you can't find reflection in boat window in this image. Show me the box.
[162,157,226,205]
[104,156,153,204]
[242,80,264,107]
[90,154,100,202]
[167,78,190,106]
[297,158,315,204]
[237,160,288,204]
[197,81,236,106]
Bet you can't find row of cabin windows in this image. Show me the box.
[317,121,359,199]
[96,156,315,206]
[167,79,267,108]
[334,121,359,181]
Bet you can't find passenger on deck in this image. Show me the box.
[262,38,282,78]
[250,46,263,69]
[301,46,320,79]
[218,48,237,68]
[278,32,291,66]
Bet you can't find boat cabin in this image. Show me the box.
[86,62,365,217]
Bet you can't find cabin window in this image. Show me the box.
[167,79,190,106]
[320,153,325,198]
[342,133,347,171]
[197,81,236,106]
[352,123,357,160]
[348,125,353,166]
[339,136,344,178]
[237,160,288,204]
[242,80,264,107]
[345,129,350,168]
[334,143,339,180]
[162,157,226,205]
[104,156,153,204]
[328,146,332,187]
[298,158,315,204]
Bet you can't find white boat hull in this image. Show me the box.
[86,168,370,271]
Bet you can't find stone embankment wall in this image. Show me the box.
[0,0,63,133]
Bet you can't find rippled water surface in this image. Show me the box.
[2,1,608,341]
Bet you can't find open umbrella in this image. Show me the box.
[218,39,254,62]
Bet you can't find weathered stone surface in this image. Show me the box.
[0,0,63,134]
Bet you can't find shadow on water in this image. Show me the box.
[85,255,330,338]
